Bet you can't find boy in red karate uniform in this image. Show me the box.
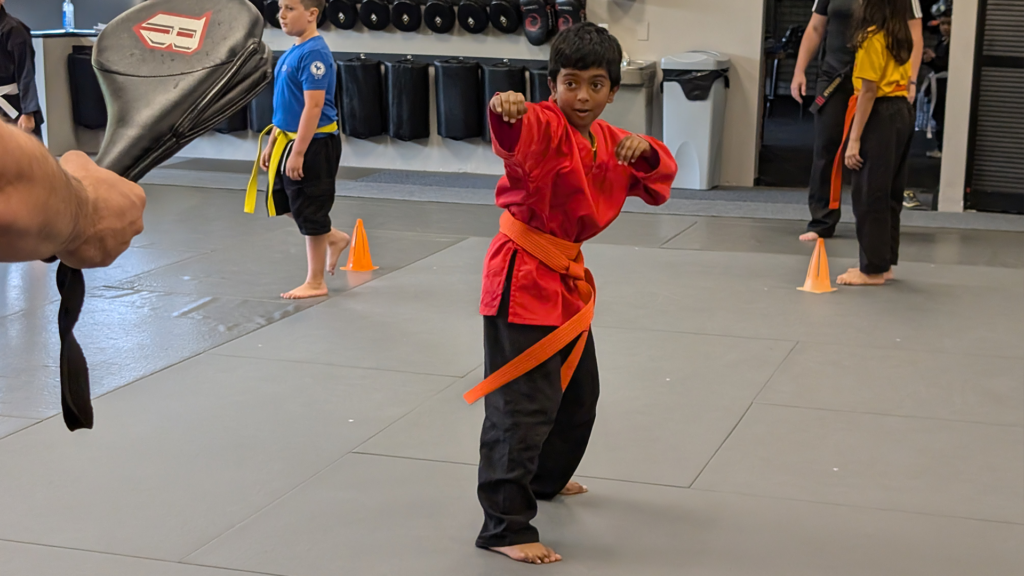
[464,23,678,565]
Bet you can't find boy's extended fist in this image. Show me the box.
[490,91,528,124]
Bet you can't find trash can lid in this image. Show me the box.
[661,51,731,71]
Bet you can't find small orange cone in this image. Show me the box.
[342,219,379,272]
[797,238,837,293]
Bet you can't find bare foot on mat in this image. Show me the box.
[326,229,351,276]
[490,543,562,565]
[837,269,886,286]
[559,481,589,496]
[281,282,328,299]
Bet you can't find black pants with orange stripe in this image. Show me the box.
[851,97,915,275]
[807,75,854,237]
[476,252,600,548]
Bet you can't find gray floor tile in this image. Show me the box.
[0,416,37,439]
[357,328,794,487]
[214,239,486,377]
[187,454,1024,576]
[586,244,1024,358]
[0,354,454,561]
[113,226,465,302]
[0,288,311,418]
[693,404,1024,523]
[593,212,699,247]
[758,342,1024,426]
[664,217,1024,268]
[133,185,295,252]
[0,247,201,318]
[0,540,271,576]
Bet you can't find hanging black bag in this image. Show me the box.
[458,0,489,34]
[67,46,108,129]
[386,57,430,141]
[360,0,391,29]
[340,56,387,138]
[327,0,360,29]
[434,57,481,140]
[424,0,457,33]
[529,66,551,103]
[391,0,423,32]
[481,59,526,142]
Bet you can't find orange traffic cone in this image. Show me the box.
[342,219,379,272]
[797,238,837,293]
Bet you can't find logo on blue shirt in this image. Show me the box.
[310,61,326,80]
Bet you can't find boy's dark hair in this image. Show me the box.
[300,0,325,14]
[548,23,623,88]
[851,0,914,65]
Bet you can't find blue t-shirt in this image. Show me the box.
[272,35,337,134]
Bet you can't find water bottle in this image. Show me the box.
[62,0,76,31]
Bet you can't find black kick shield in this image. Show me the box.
[47,0,273,431]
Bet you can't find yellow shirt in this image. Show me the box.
[853,30,912,97]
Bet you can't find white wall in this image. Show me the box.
[937,0,977,213]
[183,0,766,185]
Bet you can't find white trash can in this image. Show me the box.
[661,51,730,190]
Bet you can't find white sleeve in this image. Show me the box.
[910,0,923,19]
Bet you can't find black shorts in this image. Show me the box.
[272,133,342,236]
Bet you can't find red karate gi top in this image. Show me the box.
[480,101,679,326]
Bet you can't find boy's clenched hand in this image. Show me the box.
[616,134,652,165]
[490,91,528,124]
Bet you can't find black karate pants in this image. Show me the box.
[851,97,915,275]
[807,76,854,237]
[476,252,600,548]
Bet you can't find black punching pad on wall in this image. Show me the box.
[434,57,481,140]
[386,57,430,140]
[339,56,387,139]
[481,60,526,142]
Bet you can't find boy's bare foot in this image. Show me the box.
[489,543,562,565]
[884,269,894,280]
[326,230,351,276]
[799,231,820,242]
[836,269,886,286]
[281,281,328,299]
[559,481,588,496]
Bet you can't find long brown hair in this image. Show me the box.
[851,0,914,65]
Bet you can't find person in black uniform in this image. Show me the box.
[791,0,923,242]
[0,0,44,139]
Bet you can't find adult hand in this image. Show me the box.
[790,71,807,104]
[56,151,146,269]
[845,139,864,171]
[285,149,305,180]
[490,91,527,123]
[616,134,652,165]
[923,48,936,62]
[17,114,35,133]
[908,83,917,105]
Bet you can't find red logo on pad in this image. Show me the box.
[133,11,211,55]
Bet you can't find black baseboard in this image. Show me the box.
[965,190,1024,215]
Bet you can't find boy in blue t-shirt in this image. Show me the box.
[258,0,347,299]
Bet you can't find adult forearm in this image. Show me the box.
[794,26,824,77]
[910,19,924,82]
[0,122,86,262]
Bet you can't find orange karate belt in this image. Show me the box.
[830,93,859,210]
[463,211,596,404]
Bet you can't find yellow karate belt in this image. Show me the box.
[245,122,339,216]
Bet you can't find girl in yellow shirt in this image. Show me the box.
[834,0,916,286]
